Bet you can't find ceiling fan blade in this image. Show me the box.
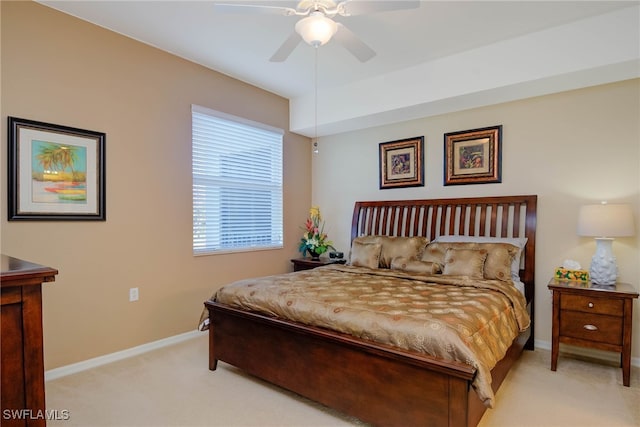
[269,32,302,62]
[333,23,376,62]
[214,3,298,16]
[339,0,420,16]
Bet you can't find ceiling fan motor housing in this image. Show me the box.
[298,0,339,16]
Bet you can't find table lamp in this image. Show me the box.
[577,202,635,285]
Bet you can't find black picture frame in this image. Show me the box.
[8,116,106,220]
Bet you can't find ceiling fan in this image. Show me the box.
[213,1,420,62]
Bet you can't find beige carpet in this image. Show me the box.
[46,334,639,426]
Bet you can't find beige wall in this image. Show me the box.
[313,79,640,359]
[1,1,311,369]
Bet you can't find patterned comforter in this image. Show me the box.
[206,264,530,407]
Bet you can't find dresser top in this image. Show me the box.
[1,254,58,285]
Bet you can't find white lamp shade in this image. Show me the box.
[295,13,337,47]
[577,203,635,238]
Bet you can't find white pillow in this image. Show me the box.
[434,235,528,281]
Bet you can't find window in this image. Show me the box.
[192,105,283,255]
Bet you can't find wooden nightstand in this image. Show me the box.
[548,278,639,386]
[291,257,346,272]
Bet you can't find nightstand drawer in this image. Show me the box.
[560,294,623,316]
[559,311,622,345]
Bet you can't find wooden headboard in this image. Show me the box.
[350,195,537,302]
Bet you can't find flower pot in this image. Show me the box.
[307,249,320,260]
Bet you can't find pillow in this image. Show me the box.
[390,257,442,275]
[434,235,527,281]
[377,236,429,268]
[422,241,518,281]
[349,241,382,269]
[442,248,487,278]
[352,236,429,268]
[350,236,381,265]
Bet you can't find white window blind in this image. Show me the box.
[192,105,283,255]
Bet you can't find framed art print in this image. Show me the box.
[8,116,106,220]
[379,136,424,189]
[444,125,502,186]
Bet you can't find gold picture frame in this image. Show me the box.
[379,136,424,189]
[444,125,502,186]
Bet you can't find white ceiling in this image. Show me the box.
[38,1,640,137]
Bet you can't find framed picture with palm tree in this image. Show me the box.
[8,117,106,220]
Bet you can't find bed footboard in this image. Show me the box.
[208,302,483,427]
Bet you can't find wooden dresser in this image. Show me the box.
[1,255,57,427]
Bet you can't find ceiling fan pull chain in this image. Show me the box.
[314,47,319,148]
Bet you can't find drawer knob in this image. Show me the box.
[588,302,594,308]
[583,324,598,331]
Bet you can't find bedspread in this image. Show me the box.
[205,264,530,407]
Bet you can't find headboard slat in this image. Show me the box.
[429,207,437,240]
[439,206,445,239]
[500,204,509,237]
[512,205,521,238]
[458,206,466,236]
[468,206,477,237]
[411,207,420,237]
[478,205,487,236]
[489,204,498,236]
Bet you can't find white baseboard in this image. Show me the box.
[45,330,202,381]
[45,333,639,382]
[535,339,640,367]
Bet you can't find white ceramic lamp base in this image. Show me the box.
[589,238,618,285]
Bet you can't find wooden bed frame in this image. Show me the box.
[206,195,537,427]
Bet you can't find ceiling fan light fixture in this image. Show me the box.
[295,12,337,47]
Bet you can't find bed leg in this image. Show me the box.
[525,335,535,351]
[525,299,535,351]
[208,316,218,371]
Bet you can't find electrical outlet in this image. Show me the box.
[129,287,139,302]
